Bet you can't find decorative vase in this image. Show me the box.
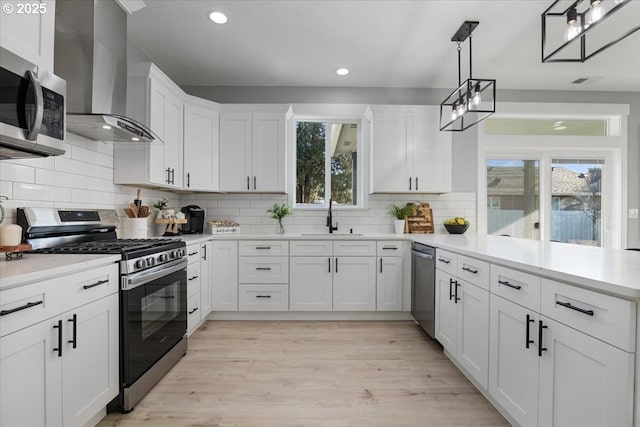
[393,219,405,234]
[277,219,285,234]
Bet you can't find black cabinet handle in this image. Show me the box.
[498,279,522,290]
[188,251,199,256]
[0,300,43,316]
[538,320,548,357]
[380,258,383,273]
[255,267,272,271]
[188,307,199,315]
[335,258,338,273]
[416,176,419,191]
[53,320,62,357]
[409,177,412,191]
[462,266,478,274]
[247,176,250,190]
[255,246,271,250]
[166,168,171,184]
[170,168,175,185]
[83,279,108,290]
[256,295,272,298]
[328,257,331,273]
[525,314,535,349]
[438,258,451,264]
[382,246,398,250]
[188,275,199,281]
[254,176,257,190]
[187,172,190,188]
[449,278,454,301]
[68,314,77,349]
[202,244,207,260]
[454,281,461,303]
[556,300,594,316]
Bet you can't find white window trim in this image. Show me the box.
[477,102,629,249]
[287,104,371,211]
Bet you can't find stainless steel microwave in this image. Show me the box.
[0,47,66,159]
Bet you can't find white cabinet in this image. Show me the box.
[370,105,451,193]
[183,97,220,191]
[289,256,333,311]
[435,259,489,389]
[333,256,377,311]
[0,0,55,72]
[0,263,119,427]
[186,243,202,335]
[376,241,405,311]
[115,63,184,189]
[211,241,238,311]
[219,106,290,192]
[200,241,212,317]
[238,240,289,311]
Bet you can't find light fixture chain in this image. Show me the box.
[457,42,462,86]
[469,34,473,79]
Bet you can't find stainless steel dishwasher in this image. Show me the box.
[411,242,436,338]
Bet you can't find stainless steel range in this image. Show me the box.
[18,207,188,413]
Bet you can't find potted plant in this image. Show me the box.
[267,203,292,234]
[153,198,170,218]
[388,203,413,234]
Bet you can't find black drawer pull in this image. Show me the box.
[188,276,199,281]
[0,300,43,316]
[255,246,271,250]
[68,314,77,349]
[83,279,109,290]
[188,307,199,315]
[53,320,63,357]
[556,300,594,316]
[498,280,522,290]
[188,251,199,256]
[256,295,272,298]
[454,281,461,303]
[462,266,478,274]
[449,278,455,301]
[255,267,272,271]
[382,246,398,250]
[538,320,548,357]
[525,314,535,349]
[438,258,450,264]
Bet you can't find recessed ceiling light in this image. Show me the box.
[131,137,140,142]
[102,125,112,130]
[208,11,227,24]
[336,68,350,76]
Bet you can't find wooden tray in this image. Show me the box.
[155,218,187,224]
[0,243,32,260]
[405,202,434,234]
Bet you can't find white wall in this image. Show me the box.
[0,133,178,230]
[179,192,476,235]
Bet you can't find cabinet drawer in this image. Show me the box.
[186,244,201,264]
[187,263,201,297]
[333,241,376,257]
[239,284,289,311]
[541,279,636,352]
[239,257,289,283]
[435,249,458,275]
[490,265,540,311]
[0,279,62,337]
[239,240,289,256]
[290,240,333,256]
[61,264,119,313]
[457,255,490,290]
[187,293,201,331]
[376,241,405,257]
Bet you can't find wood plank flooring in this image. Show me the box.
[98,321,509,427]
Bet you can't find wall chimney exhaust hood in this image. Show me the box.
[54,0,158,144]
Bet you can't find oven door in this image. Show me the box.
[120,258,187,386]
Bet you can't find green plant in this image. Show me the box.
[153,198,169,210]
[388,203,413,220]
[267,203,292,220]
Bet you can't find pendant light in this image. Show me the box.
[439,21,496,132]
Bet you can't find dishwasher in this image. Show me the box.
[411,242,436,338]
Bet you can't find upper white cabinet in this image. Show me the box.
[0,0,55,72]
[115,63,184,189]
[219,105,291,193]
[370,105,451,193]
[184,96,220,191]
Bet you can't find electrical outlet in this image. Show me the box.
[629,209,639,219]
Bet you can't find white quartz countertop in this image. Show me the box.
[0,254,121,291]
[410,234,640,300]
[206,232,406,240]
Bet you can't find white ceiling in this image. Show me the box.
[127,0,640,92]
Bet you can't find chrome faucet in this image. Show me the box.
[327,198,338,233]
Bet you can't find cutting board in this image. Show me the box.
[405,202,434,234]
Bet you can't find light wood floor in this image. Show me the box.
[98,321,509,427]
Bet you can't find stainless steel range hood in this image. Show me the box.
[54,0,157,143]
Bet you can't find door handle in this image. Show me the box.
[462,266,478,274]
[498,279,522,290]
[187,172,190,188]
[380,257,383,273]
[255,267,272,271]
[525,314,534,349]
[556,300,594,316]
[454,281,461,303]
[409,177,412,191]
[538,320,548,357]
[83,279,108,290]
[68,314,77,349]
[415,176,419,191]
[335,258,338,273]
[328,257,331,273]
[202,244,207,260]
[449,278,454,301]
[254,176,257,190]
[25,70,44,141]
[53,320,63,357]
[247,176,250,190]
[0,300,43,316]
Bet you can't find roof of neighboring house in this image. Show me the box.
[486,166,600,197]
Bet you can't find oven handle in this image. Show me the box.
[122,258,188,290]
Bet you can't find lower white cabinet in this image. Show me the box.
[0,279,119,427]
[238,284,289,311]
[376,241,404,311]
[211,241,239,311]
[200,242,212,317]
[435,269,489,389]
[332,256,376,311]
[290,257,333,311]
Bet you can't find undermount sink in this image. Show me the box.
[300,232,364,237]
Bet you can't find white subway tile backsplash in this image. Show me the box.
[3,156,55,170]
[54,156,112,180]
[71,145,113,168]
[36,169,86,189]
[1,181,12,199]
[1,163,35,183]
[13,182,72,202]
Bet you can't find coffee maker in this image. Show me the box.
[180,205,205,234]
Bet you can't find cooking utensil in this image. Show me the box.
[139,206,149,218]
[124,208,136,218]
[134,189,142,210]
[128,203,139,218]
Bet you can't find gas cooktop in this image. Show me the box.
[31,238,179,254]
